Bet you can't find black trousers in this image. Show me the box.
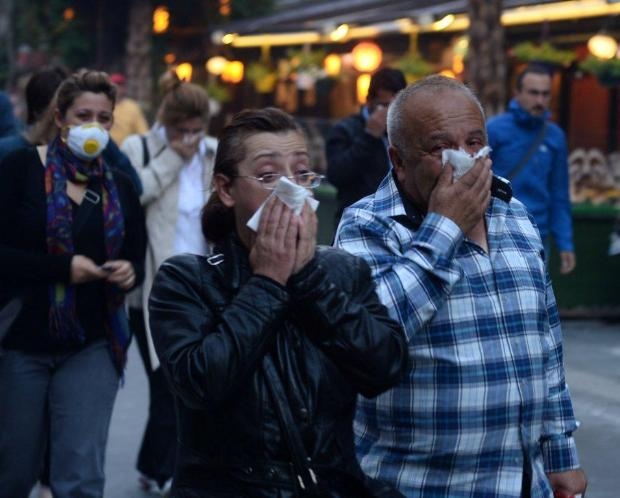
[130,307,176,488]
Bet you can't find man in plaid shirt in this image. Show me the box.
[334,76,587,498]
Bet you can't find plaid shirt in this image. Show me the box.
[334,174,580,498]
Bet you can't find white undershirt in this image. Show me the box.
[155,123,210,256]
[173,140,208,256]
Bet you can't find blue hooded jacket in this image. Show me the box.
[487,98,574,252]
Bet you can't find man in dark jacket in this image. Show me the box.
[326,67,406,225]
[0,91,18,138]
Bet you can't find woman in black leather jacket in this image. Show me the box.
[148,108,409,498]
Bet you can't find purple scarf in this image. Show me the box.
[44,135,129,373]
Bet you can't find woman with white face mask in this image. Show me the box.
[121,69,216,495]
[0,69,146,498]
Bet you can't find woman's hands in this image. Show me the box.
[169,134,201,161]
[249,196,317,286]
[70,255,136,290]
[293,200,317,274]
[100,259,137,290]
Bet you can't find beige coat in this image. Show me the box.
[121,127,217,368]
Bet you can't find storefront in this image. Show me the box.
[204,0,620,315]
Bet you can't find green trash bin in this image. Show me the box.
[549,203,620,317]
[314,183,338,245]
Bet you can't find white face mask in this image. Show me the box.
[65,123,110,160]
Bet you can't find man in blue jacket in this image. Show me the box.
[487,63,575,274]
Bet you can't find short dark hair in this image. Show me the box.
[367,67,407,100]
[201,107,303,244]
[515,63,552,91]
[25,65,69,125]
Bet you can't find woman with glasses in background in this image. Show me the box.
[120,69,217,495]
[147,107,409,498]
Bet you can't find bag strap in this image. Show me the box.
[505,121,549,181]
[72,186,100,239]
[262,354,321,495]
[140,134,150,167]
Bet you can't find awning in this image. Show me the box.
[209,0,620,47]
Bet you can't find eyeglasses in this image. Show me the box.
[234,172,325,190]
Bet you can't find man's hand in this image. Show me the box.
[548,468,587,497]
[559,251,576,274]
[428,156,493,235]
[364,105,388,138]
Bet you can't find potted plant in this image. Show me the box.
[246,61,278,93]
[579,56,620,87]
[511,41,575,69]
[394,53,434,83]
[287,48,326,90]
[205,81,231,104]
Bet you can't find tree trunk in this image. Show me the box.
[466,0,506,118]
[125,0,153,117]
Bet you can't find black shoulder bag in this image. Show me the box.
[505,121,549,181]
[262,354,404,498]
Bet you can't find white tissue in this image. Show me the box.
[441,146,491,180]
[246,176,319,231]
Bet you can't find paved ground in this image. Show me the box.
[561,319,620,498]
[29,318,620,498]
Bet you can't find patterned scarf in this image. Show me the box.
[45,135,130,373]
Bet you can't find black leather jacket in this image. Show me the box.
[149,234,409,497]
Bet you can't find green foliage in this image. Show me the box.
[53,22,93,70]
[1,0,277,86]
[205,81,232,103]
[395,53,433,77]
[12,0,91,68]
[246,62,276,82]
[286,48,325,70]
[579,56,620,85]
[511,42,575,67]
